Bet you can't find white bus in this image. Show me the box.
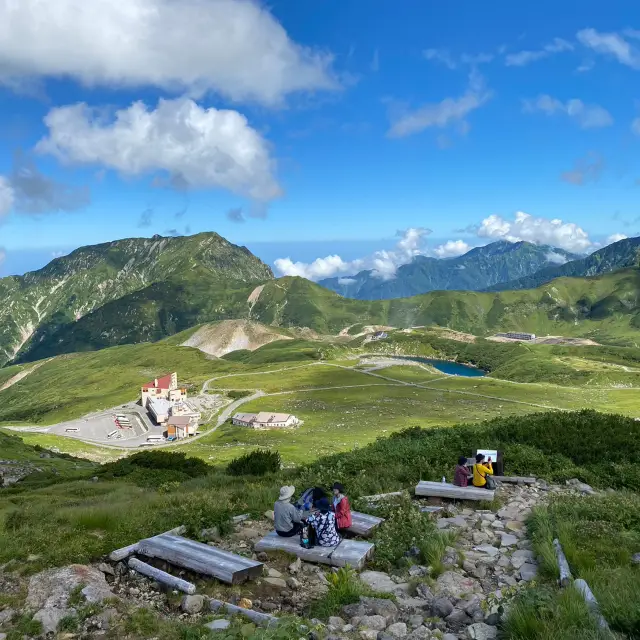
[65,427,79,433]
[146,435,164,443]
[116,414,130,421]
[107,430,118,439]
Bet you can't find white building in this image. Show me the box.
[147,398,172,425]
[232,412,301,429]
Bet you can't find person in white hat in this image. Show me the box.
[274,485,303,537]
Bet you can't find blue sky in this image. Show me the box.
[0,0,639,279]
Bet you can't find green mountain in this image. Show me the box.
[14,264,640,362]
[0,232,273,366]
[488,236,640,291]
[318,241,578,299]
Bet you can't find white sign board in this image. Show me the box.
[476,449,497,463]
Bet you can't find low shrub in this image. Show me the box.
[99,451,210,483]
[226,449,281,477]
[226,389,252,400]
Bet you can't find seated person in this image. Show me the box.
[274,485,303,537]
[454,456,471,487]
[472,453,494,488]
[331,482,352,534]
[307,497,341,547]
[296,486,327,512]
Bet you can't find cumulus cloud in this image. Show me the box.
[606,233,628,244]
[545,250,569,265]
[0,0,338,106]
[476,211,594,253]
[227,207,245,223]
[37,98,281,202]
[505,38,574,67]
[0,176,15,219]
[561,152,604,185]
[523,95,613,129]
[274,227,432,281]
[433,239,470,258]
[338,277,357,285]
[577,28,640,70]
[387,72,492,138]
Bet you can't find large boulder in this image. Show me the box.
[359,571,409,595]
[466,622,498,639]
[359,596,398,622]
[434,572,481,600]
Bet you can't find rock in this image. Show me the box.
[474,545,499,557]
[510,555,527,570]
[463,559,477,573]
[408,615,424,629]
[432,597,454,618]
[445,608,472,630]
[33,607,67,635]
[181,594,205,614]
[267,568,283,578]
[472,564,487,579]
[201,526,221,542]
[415,583,434,602]
[472,531,490,545]
[360,597,399,622]
[343,603,367,619]
[407,627,432,639]
[264,510,275,521]
[0,608,14,626]
[519,563,538,582]
[512,549,535,560]
[289,558,302,574]
[359,631,380,640]
[286,577,301,590]
[443,635,458,640]
[256,552,268,562]
[97,562,115,576]
[0,633,6,640]
[359,571,398,594]
[206,619,231,631]
[566,479,595,494]
[498,534,518,547]
[466,622,497,639]
[27,564,114,610]
[263,577,287,589]
[435,572,481,599]
[505,521,523,533]
[328,616,346,630]
[408,565,430,577]
[359,615,388,631]
[235,528,261,542]
[633,553,640,565]
[386,622,408,638]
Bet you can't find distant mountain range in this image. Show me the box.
[488,236,640,291]
[319,241,578,299]
[2,232,640,365]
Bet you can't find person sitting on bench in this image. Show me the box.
[454,456,471,487]
[331,482,352,535]
[307,497,341,547]
[472,453,494,489]
[274,485,303,537]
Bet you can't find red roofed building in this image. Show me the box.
[141,372,186,406]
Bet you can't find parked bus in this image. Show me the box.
[65,427,79,433]
[146,435,164,443]
[107,430,118,439]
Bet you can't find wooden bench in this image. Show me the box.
[348,511,384,537]
[254,532,374,569]
[493,476,536,485]
[136,533,264,585]
[415,480,494,501]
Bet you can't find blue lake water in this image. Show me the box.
[397,356,486,377]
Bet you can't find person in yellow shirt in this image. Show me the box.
[472,453,494,488]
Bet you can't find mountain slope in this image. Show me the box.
[14,267,640,362]
[0,233,273,366]
[488,236,640,291]
[319,241,578,299]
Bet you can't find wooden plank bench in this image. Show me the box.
[415,480,494,501]
[254,532,374,569]
[136,534,263,585]
[493,476,536,485]
[348,511,384,537]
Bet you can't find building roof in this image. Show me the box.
[255,412,293,424]
[148,398,172,415]
[167,415,191,426]
[142,373,175,390]
[233,413,257,423]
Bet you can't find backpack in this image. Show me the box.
[300,521,315,549]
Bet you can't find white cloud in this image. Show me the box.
[0,0,338,106]
[37,98,281,202]
[433,240,470,258]
[505,38,574,67]
[545,250,569,265]
[423,49,457,69]
[0,247,5,266]
[577,28,640,70]
[338,277,357,286]
[523,95,613,129]
[388,72,492,138]
[606,233,627,244]
[476,211,593,253]
[0,176,15,218]
[274,227,431,281]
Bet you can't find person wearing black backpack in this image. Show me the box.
[306,497,341,547]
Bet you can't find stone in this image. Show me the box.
[435,572,481,599]
[472,564,487,579]
[286,577,301,590]
[415,583,434,602]
[328,616,346,630]
[408,565,430,577]
[263,577,287,588]
[498,534,518,547]
[466,622,497,639]
[505,521,523,533]
[566,479,595,494]
[472,532,490,545]
[510,555,527,570]
[289,558,302,574]
[512,549,535,560]
[408,615,424,629]
[359,571,398,594]
[27,564,114,611]
[33,607,67,635]
[408,627,432,639]
[632,553,640,565]
[0,608,15,626]
[0,633,6,640]
[181,594,205,614]
[359,631,380,640]
[386,622,408,638]
[360,597,398,622]
[201,526,221,541]
[264,510,275,521]
[443,635,458,640]
[463,559,477,573]
[97,562,115,576]
[474,545,499,557]
[432,597,454,618]
[206,619,231,631]
[359,615,388,631]
[267,568,283,578]
[343,603,367,619]
[519,563,538,582]
[445,608,472,630]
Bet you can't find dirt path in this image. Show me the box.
[0,359,51,392]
